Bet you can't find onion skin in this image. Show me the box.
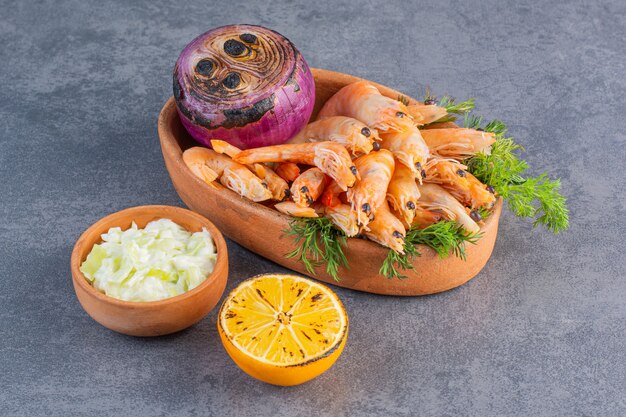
[173,24,315,150]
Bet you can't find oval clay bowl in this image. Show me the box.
[158,68,501,296]
[70,205,228,336]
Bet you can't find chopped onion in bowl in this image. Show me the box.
[80,219,217,302]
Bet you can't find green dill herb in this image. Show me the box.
[407,221,482,260]
[285,217,348,281]
[379,240,420,280]
[464,119,570,233]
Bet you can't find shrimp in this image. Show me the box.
[379,125,429,183]
[424,159,495,209]
[182,147,219,186]
[347,150,395,229]
[183,147,272,202]
[324,204,360,237]
[290,168,327,207]
[411,209,443,229]
[364,200,406,253]
[233,141,357,190]
[253,164,290,201]
[386,162,421,226]
[274,201,318,218]
[288,116,381,156]
[274,162,300,182]
[320,180,345,208]
[406,104,448,125]
[210,139,242,158]
[317,81,413,132]
[417,183,480,233]
[421,128,496,159]
[211,140,289,201]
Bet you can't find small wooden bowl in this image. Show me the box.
[158,68,501,296]
[70,205,228,336]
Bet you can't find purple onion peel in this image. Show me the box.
[173,25,315,149]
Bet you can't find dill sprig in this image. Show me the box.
[285,217,348,281]
[464,118,570,233]
[379,240,420,280]
[379,221,482,279]
[407,221,482,260]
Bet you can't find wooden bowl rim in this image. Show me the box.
[70,205,228,308]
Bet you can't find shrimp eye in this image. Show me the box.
[407,201,416,210]
[424,98,437,105]
[361,203,371,212]
[369,214,375,221]
[415,162,422,171]
[360,127,371,137]
[283,188,291,198]
[300,186,309,193]
[372,141,381,151]
[224,39,248,56]
[396,112,406,118]
[307,196,314,205]
[196,59,215,77]
[239,33,257,43]
[392,231,403,238]
[486,185,495,194]
[421,170,427,179]
[456,169,466,177]
[470,209,482,222]
[262,182,268,189]
[223,72,241,89]
[350,166,357,175]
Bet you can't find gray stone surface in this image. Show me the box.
[1,0,625,415]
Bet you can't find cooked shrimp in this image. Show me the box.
[379,125,429,183]
[233,141,357,190]
[347,149,395,229]
[290,168,327,207]
[274,162,300,182]
[183,147,272,202]
[406,104,448,125]
[411,209,443,229]
[364,200,406,253]
[324,204,359,237]
[182,147,219,186]
[320,180,344,208]
[424,159,495,209]
[386,162,421,226]
[254,164,290,201]
[274,201,318,218]
[421,128,496,159]
[317,81,413,132]
[211,140,289,201]
[417,183,480,233]
[288,116,381,156]
[210,139,241,158]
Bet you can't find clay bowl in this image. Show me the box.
[158,68,501,296]
[70,205,228,336]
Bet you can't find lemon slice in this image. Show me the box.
[218,273,348,386]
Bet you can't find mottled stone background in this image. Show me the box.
[1,0,625,416]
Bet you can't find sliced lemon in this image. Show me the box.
[218,273,348,386]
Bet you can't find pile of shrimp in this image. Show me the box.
[183,81,497,254]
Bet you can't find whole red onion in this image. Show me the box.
[173,25,315,149]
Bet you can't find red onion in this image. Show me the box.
[173,25,315,149]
